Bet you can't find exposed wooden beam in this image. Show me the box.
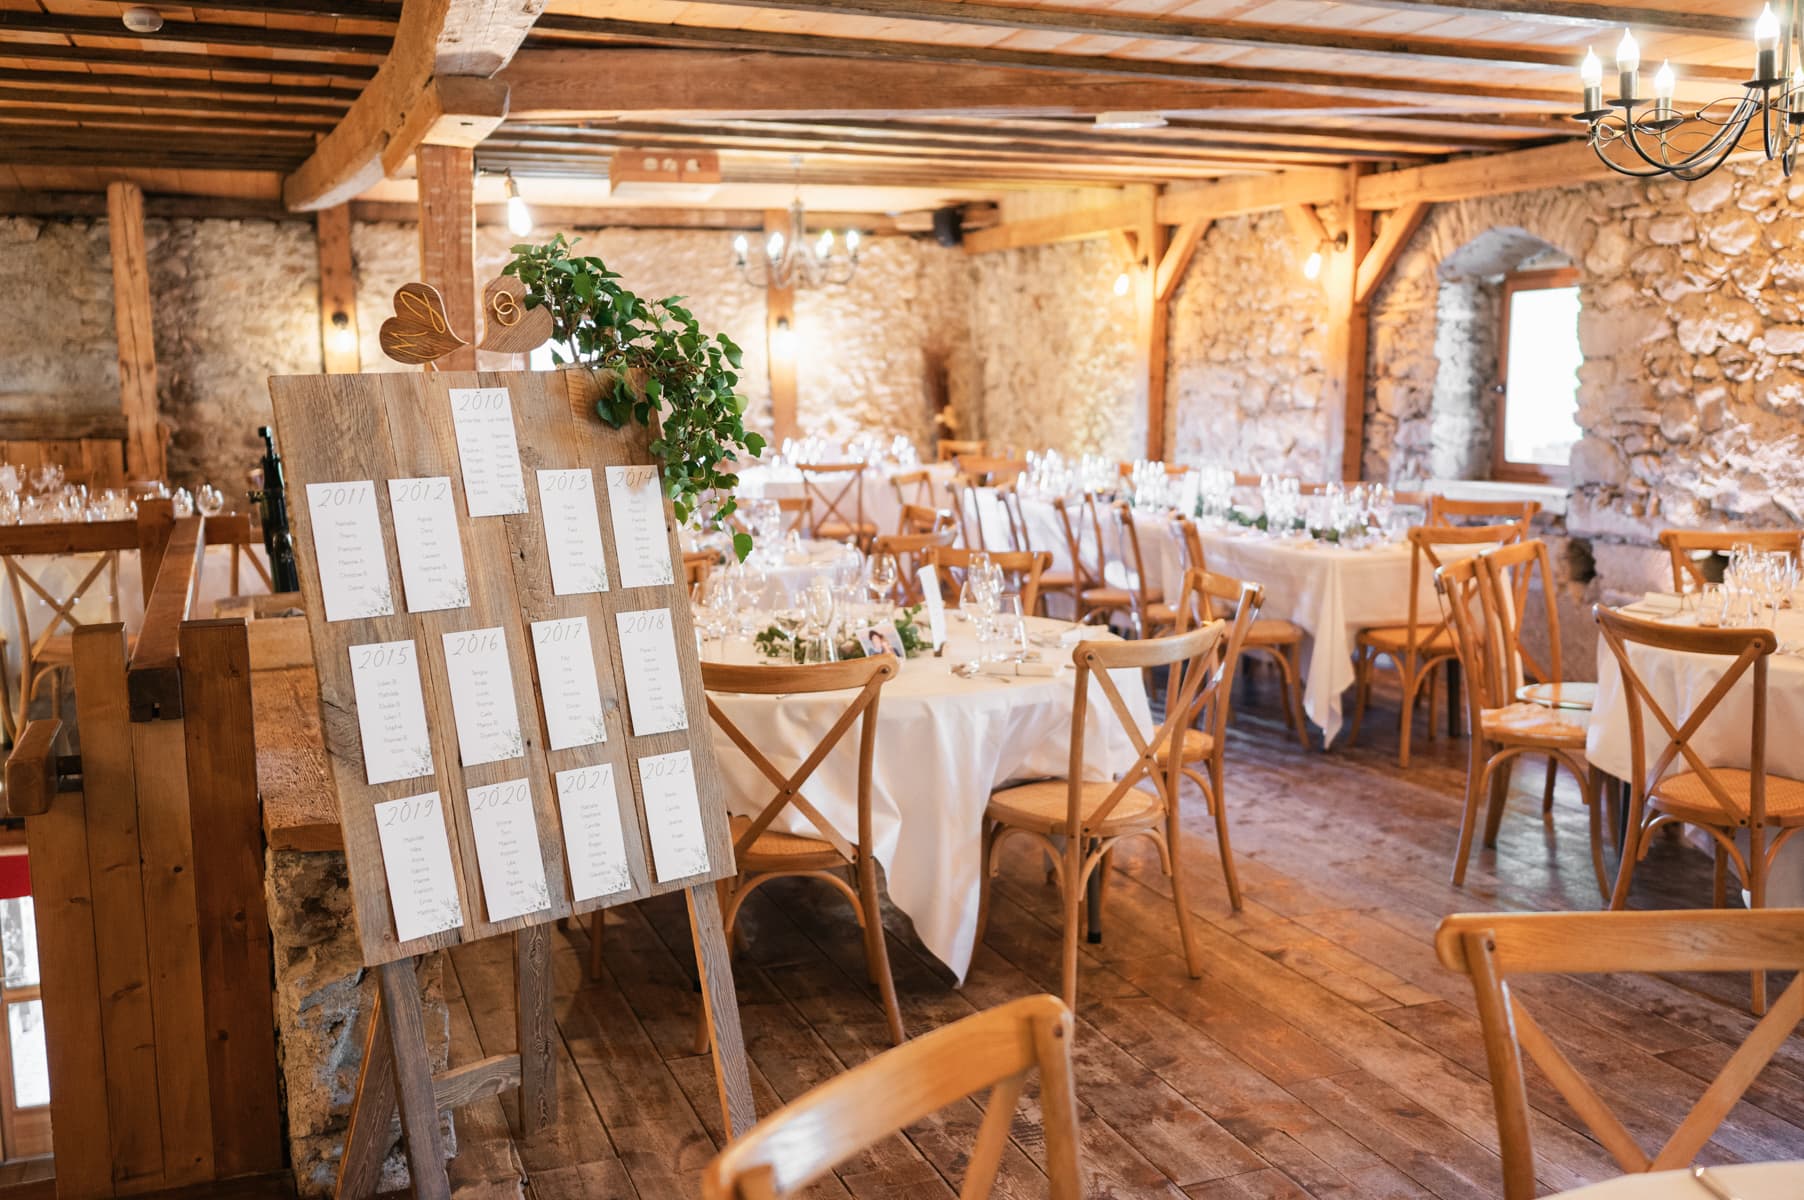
[104,0,401,20]
[1354,140,1616,208]
[1322,167,1373,482]
[1355,202,1430,305]
[0,191,299,221]
[1157,168,1344,225]
[415,144,476,371]
[528,19,1577,106]
[676,0,1749,82]
[499,48,1392,121]
[765,208,798,445]
[106,182,164,481]
[962,198,1144,253]
[316,205,361,374]
[282,0,543,211]
[1344,0,1746,38]
[1283,203,1329,249]
[0,68,356,105]
[1127,187,1168,461]
[0,10,390,54]
[0,42,376,81]
[350,200,920,232]
[1154,219,1208,304]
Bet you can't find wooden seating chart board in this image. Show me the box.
[268,367,737,965]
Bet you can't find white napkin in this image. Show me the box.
[1058,626,1112,649]
[976,659,1062,678]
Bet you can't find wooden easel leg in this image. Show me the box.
[377,959,451,1200]
[334,982,398,1200]
[686,881,756,1138]
[515,925,558,1136]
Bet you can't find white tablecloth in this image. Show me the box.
[1550,1163,1804,1199]
[737,539,860,607]
[1587,604,1804,904]
[736,463,957,539]
[704,614,1153,981]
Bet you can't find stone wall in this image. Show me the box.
[1164,211,1333,477]
[0,217,118,419]
[965,238,1139,459]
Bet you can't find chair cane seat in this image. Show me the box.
[1143,601,1178,629]
[1038,570,1077,592]
[1358,624,1455,653]
[1516,681,1597,711]
[1478,701,1588,749]
[1651,769,1804,825]
[1154,728,1216,766]
[1079,586,1133,610]
[986,779,1163,837]
[1246,618,1304,647]
[729,815,847,871]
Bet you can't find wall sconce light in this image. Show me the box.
[327,310,356,356]
[772,316,795,358]
[1302,231,1349,282]
[1112,272,1132,297]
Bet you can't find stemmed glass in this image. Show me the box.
[197,483,226,516]
[28,464,62,495]
[867,552,899,609]
[801,577,838,663]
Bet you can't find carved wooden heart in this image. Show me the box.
[378,282,469,365]
[476,275,554,355]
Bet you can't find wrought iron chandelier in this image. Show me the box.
[731,160,861,288]
[1575,1,1804,179]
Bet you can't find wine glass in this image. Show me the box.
[867,553,899,608]
[197,483,226,517]
[28,463,62,495]
[802,577,837,662]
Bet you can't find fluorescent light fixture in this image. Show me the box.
[1094,111,1167,130]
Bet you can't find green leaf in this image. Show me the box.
[732,532,754,562]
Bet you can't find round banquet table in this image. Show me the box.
[736,538,860,607]
[735,462,957,539]
[1547,1163,1804,1198]
[701,613,1153,982]
[1587,601,1804,905]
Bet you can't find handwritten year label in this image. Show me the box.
[637,750,709,882]
[465,777,552,921]
[448,386,527,516]
[442,627,525,765]
[555,764,634,901]
[374,791,464,942]
[388,475,470,612]
[306,481,394,621]
[348,639,434,784]
[536,468,610,595]
[531,617,609,751]
[606,465,675,589]
[615,608,687,736]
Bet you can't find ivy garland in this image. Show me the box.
[504,234,765,559]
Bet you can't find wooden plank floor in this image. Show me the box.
[444,672,1804,1199]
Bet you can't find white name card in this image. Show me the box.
[606,465,675,589]
[918,565,947,648]
[615,608,687,736]
[638,750,709,882]
[531,617,608,751]
[449,386,527,516]
[537,468,610,595]
[467,777,552,922]
[443,627,525,765]
[348,640,434,784]
[307,481,394,622]
[388,476,470,612]
[555,764,634,902]
[374,791,464,942]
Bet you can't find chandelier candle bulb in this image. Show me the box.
[1653,60,1677,120]
[816,229,834,258]
[845,229,861,256]
[1616,28,1640,102]
[1581,47,1604,114]
[1759,3,1782,80]
[732,234,749,266]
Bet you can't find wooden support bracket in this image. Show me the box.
[3,719,66,817]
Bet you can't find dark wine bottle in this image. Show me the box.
[252,425,302,594]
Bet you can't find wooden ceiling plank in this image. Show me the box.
[0,64,353,102]
[1344,0,1746,39]
[0,40,377,80]
[524,17,1580,106]
[1157,166,1344,224]
[0,9,391,52]
[671,0,1750,81]
[0,82,345,116]
[962,197,1143,253]
[282,0,543,210]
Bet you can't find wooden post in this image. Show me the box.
[317,204,362,374]
[764,208,798,446]
[1323,165,1373,482]
[1128,187,1169,462]
[416,145,477,372]
[107,181,164,482]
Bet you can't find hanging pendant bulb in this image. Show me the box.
[503,170,533,237]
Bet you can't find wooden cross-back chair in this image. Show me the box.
[951,478,1026,554]
[701,992,1082,1200]
[1593,606,1804,1011]
[1171,515,1309,748]
[896,503,955,537]
[800,463,876,549]
[872,528,956,605]
[683,551,715,599]
[936,438,985,462]
[700,655,905,1043]
[1164,567,1263,911]
[978,623,1223,1008]
[1111,501,1177,638]
[2,535,129,743]
[1427,494,1541,528]
[1350,522,1525,767]
[1657,528,1803,593]
[1435,908,1804,1199]
[927,545,1050,616]
[888,468,937,521]
[954,455,1028,486]
[1050,494,1132,627]
[1439,555,1605,898]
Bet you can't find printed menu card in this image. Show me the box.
[349,639,434,784]
[307,481,394,621]
[443,627,525,765]
[530,617,609,751]
[374,791,464,942]
[615,608,688,735]
[605,465,675,588]
[555,764,634,901]
[466,778,552,921]
[536,468,611,594]
[637,750,709,881]
[449,386,528,516]
[388,476,470,612]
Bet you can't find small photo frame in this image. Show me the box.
[859,621,904,664]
